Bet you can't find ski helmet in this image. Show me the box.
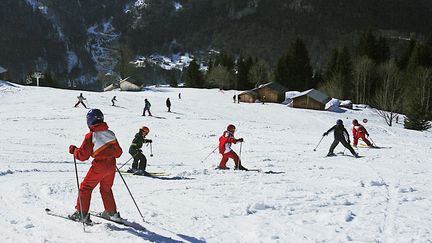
[86,109,104,127]
[352,119,359,125]
[227,124,236,133]
[336,119,343,125]
[140,126,150,134]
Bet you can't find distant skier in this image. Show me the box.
[352,119,373,147]
[237,94,240,103]
[142,98,152,116]
[233,95,236,103]
[262,95,266,104]
[323,119,359,158]
[68,109,123,223]
[178,92,181,99]
[127,126,152,175]
[218,124,247,170]
[74,93,87,108]
[111,96,117,106]
[166,98,171,112]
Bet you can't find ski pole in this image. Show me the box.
[239,142,243,159]
[150,143,153,157]
[115,166,146,222]
[313,136,325,151]
[118,156,134,170]
[73,156,86,232]
[200,146,218,163]
[369,136,377,147]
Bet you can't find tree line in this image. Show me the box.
[180,31,432,131]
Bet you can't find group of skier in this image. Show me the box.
[68,94,375,224]
[323,119,375,158]
[74,93,174,115]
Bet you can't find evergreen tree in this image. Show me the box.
[404,102,431,130]
[168,72,178,87]
[184,60,204,88]
[324,47,353,99]
[274,38,312,91]
[398,39,416,70]
[357,30,377,61]
[237,56,254,90]
[403,67,432,130]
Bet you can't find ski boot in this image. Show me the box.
[134,169,149,176]
[326,152,336,157]
[99,211,123,221]
[69,211,92,224]
[126,167,137,173]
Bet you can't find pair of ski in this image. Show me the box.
[120,171,170,177]
[215,167,284,174]
[45,208,145,231]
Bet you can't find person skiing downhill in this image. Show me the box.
[142,99,152,116]
[68,109,123,223]
[74,93,87,108]
[218,124,247,170]
[127,126,152,175]
[111,96,117,106]
[323,119,359,158]
[352,119,373,147]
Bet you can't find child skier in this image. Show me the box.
[68,109,123,223]
[111,96,117,106]
[218,124,247,170]
[127,126,152,175]
[352,119,373,147]
[74,93,87,108]
[323,119,359,158]
[142,99,152,116]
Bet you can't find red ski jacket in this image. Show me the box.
[219,131,238,154]
[352,125,369,138]
[74,122,123,166]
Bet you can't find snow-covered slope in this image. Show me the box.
[1,81,431,242]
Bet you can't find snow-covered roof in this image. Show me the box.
[0,66,7,74]
[292,89,331,104]
[253,82,288,93]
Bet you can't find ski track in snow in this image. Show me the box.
[1,82,432,242]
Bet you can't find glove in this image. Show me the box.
[69,145,77,154]
[348,140,351,144]
[323,132,328,136]
[366,133,369,137]
[147,139,152,143]
[237,138,244,142]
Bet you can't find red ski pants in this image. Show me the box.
[75,162,116,214]
[353,134,372,146]
[219,151,240,168]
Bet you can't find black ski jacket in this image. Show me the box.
[326,124,349,141]
[129,133,151,155]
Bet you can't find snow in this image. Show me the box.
[1,82,432,242]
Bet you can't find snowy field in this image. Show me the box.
[1,81,431,242]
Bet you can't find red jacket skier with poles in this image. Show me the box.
[68,109,123,222]
[218,124,247,170]
[352,119,373,147]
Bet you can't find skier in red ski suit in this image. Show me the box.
[352,119,373,147]
[218,124,247,170]
[68,109,123,222]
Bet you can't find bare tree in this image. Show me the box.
[373,60,403,126]
[412,67,432,114]
[248,60,270,88]
[353,56,375,104]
